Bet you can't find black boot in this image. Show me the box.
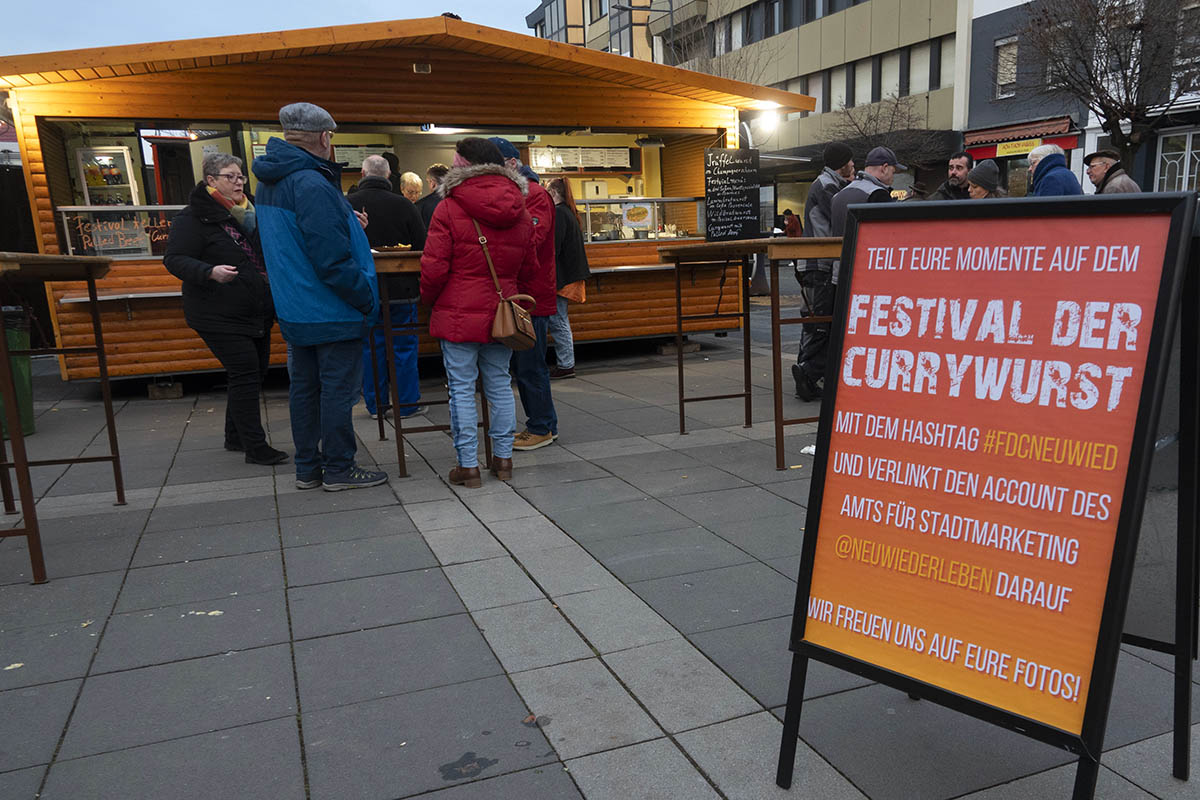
[245,445,289,465]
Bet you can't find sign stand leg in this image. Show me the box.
[775,652,810,789]
[1072,756,1100,800]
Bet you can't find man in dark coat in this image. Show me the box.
[416,163,449,229]
[490,136,559,451]
[1084,149,1141,194]
[1028,144,1083,196]
[349,154,427,421]
[927,151,973,200]
[793,142,853,401]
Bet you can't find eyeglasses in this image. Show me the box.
[215,173,247,184]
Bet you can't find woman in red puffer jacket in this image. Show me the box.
[420,137,539,488]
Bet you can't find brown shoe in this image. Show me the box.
[448,465,482,488]
[489,456,513,481]
[549,365,575,379]
[513,430,555,451]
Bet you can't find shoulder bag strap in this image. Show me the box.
[471,218,504,300]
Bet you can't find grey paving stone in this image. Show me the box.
[549,498,697,543]
[585,526,752,583]
[604,638,760,733]
[1103,651,1200,750]
[662,486,800,528]
[566,738,720,799]
[406,498,479,532]
[957,763,1155,799]
[518,477,647,514]
[0,530,137,583]
[706,514,808,561]
[689,616,872,708]
[460,491,540,523]
[146,496,278,532]
[35,510,151,542]
[509,658,662,759]
[59,646,295,760]
[414,765,583,799]
[116,551,283,612]
[761,475,813,503]
[554,587,680,654]
[303,675,554,799]
[508,445,583,467]
[798,683,1071,799]
[766,554,801,581]
[621,464,753,498]
[289,567,464,639]
[41,717,305,800]
[591,449,704,478]
[166,453,284,485]
[132,520,280,567]
[392,477,457,504]
[421,520,508,565]
[596,405,717,436]
[677,711,867,800]
[473,599,594,674]
[276,481,398,518]
[516,544,621,597]
[555,417,646,445]
[562,437,668,461]
[1101,725,1199,799]
[0,764,44,799]
[0,618,97,691]
[279,505,416,547]
[507,460,609,489]
[486,516,577,555]
[0,680,81,771]
[631,562,797,634]
[444,557,544,611]
[156,476,276,505]
[295,613,501,711]
[92,590,289,673]
[283,532,436,586]
[0,572,123,631]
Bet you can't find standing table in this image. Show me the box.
[656,239,770,435]
[766,237,843,470]
[371,251,490,478]
[0,252,126,584]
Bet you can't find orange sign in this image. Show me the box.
[802,214,1170,734]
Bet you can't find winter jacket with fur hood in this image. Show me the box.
[420,164,540,343]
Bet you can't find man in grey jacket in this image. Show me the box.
[1084,149,1141,194]
[793,142,854,401]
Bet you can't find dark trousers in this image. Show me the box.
[796,270,836,382]
[511,315,558,436]
[289,338,363,480]
[198,329,272,450]
[362,301,421,415]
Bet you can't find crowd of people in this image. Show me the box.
[790,139,1143,401]
[165,102,591,491]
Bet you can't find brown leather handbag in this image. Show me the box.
[472,219,536,351]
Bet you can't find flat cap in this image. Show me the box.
[866,146,906,171]
[279,102,337,132]
[1083,148,1121,165]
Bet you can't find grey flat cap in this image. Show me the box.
[278,102,337,132]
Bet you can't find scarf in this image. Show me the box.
[207,185,257,234]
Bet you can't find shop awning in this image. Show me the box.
[0,16,811,113]
[963,117,1074,146]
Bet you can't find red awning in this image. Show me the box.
[963,117,1073,146]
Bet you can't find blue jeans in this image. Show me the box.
[547,296,575,370]
[362,301,420,415]
[440,340,515,467]
[289,338,363,480]
[511,316,558,436]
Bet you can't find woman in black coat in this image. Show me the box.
[164,153,287,465]
[545,178,591,379]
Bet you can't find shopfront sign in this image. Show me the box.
[703,148,760,242]
[996,138,1042,157]
[779,195,1194,797]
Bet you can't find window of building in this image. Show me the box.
[940,36,955,89]
[844,63,856,108]
[711,19,730,56]
[831,66,847,110]
[910,43,931,94]
[929,36,942,90]
[746,4,765,44]
[790,75,811,117]
[768,0,783,36]
[589,0,608,24]
[898,48,910,96]
[731,12,744,49]
[995,36,1018,99]
[881,51,902,98]
[821,69,832,113]
[1155,130,1200,191]
[546,0,567,42]
[856,59,873,106]
[610,6,633,56]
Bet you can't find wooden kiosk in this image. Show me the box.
[0,16,813,380]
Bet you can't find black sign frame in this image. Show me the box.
[703,147,762,242]
[775,194,1196,800]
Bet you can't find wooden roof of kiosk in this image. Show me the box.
[1,16,814,379]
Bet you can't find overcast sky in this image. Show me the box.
[1,1,538,57]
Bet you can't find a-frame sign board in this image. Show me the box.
[775,194,1195,799]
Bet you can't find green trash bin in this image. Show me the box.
[1,307,35,440]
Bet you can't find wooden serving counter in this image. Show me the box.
[46,238,741,380]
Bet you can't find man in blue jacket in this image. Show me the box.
[252,102,387,492]
[1028,144,1083,197]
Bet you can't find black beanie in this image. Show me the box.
[967,159,1000,193]
[823,142,853,171]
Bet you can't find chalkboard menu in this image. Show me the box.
[704,148,761,242]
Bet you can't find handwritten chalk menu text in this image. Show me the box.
[704,148,761,242]
[798,211,1180,736]
[61,209,181,258]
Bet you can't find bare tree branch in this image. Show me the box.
[825,93,948,170]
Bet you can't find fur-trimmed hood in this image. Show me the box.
[437,163,530,230]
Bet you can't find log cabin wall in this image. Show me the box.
[4,19,806,380]
[660,135,712,232]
